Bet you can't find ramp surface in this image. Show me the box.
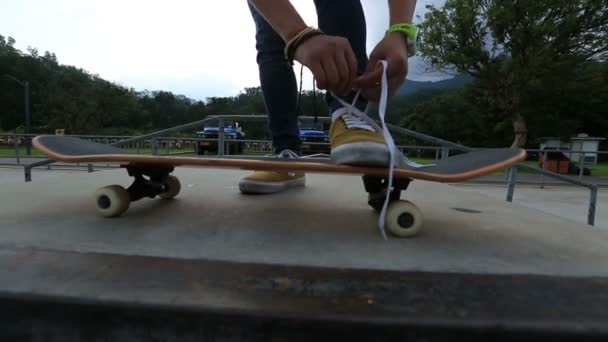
[1,167,607,275]
[1,167,608,340]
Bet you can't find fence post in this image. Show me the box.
[579,152,584,180]
[14,134,20,164]
[24,165,31,182]
[151,138,159,156]
[506,166,518,202]
[441,147,449,160]
[218,118,225,156]
[588,186,598,226]
[540,152,548,189]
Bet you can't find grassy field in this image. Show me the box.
[0,146,44,157]
[589,163,608,176]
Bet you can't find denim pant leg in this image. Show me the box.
[313,0,369,113]
[248,3,301,154]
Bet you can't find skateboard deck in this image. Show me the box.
[33,135,525,182]
[33,135,526,238]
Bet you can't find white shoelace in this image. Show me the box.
[277,149,301,177]
[331,60,414,239]
[277,149,300,159]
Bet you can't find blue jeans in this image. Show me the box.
[248,0,369,154]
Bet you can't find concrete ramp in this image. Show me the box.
[2,167,607,275]
[1,167,608,340]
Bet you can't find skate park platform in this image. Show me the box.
[1,166,608,340]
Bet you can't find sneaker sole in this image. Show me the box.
[239,177,305,194]
[331,142,390,166]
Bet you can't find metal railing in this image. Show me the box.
[2,115,603,226]
[5,132,606,166]
[387,124,601,226]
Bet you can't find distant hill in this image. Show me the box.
[397,73,472,96]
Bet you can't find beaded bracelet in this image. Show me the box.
[284,26,324,65]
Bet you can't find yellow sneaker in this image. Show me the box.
[238,149,305,194]
[329,107,390,166]
[239,170,305,194]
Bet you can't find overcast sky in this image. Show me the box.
[1,0,445,101]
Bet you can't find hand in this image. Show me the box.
[354,32,409,102]
[293,35,358,96]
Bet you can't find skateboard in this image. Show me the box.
[33,135,526,238]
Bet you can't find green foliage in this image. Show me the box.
[398,86,499,146]
[416,0,608,146]
[396,59,608,147]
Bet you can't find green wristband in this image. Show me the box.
[387,23,418,57]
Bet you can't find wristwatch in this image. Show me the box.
[387,23,418,57]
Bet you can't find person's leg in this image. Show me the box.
[313,0,390,166]
[248,2,301,154]
[313,0,368,113]
[239,3,305,195]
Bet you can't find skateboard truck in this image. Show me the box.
[125,166,175,201]
[362,175,411,212]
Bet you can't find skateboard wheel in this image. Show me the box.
[93,185,130,217]
[158,175,181,199]
[385,200,423,238]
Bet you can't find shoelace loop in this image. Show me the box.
[341,114,376,132]
[277,149,300,159]
[277,149,300,177]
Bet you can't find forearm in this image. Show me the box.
[248,0,308,42]
[388,0,417,25]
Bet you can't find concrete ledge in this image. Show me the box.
[1,247,607,340]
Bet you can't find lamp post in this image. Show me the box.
[3,74,31,155]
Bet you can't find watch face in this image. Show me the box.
[387,24,418,56]
[408,35,417,57]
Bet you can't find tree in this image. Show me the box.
[418,0,608,147]
[400,86,495,147]
[232,87,267,115]
[524,61,608,140]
